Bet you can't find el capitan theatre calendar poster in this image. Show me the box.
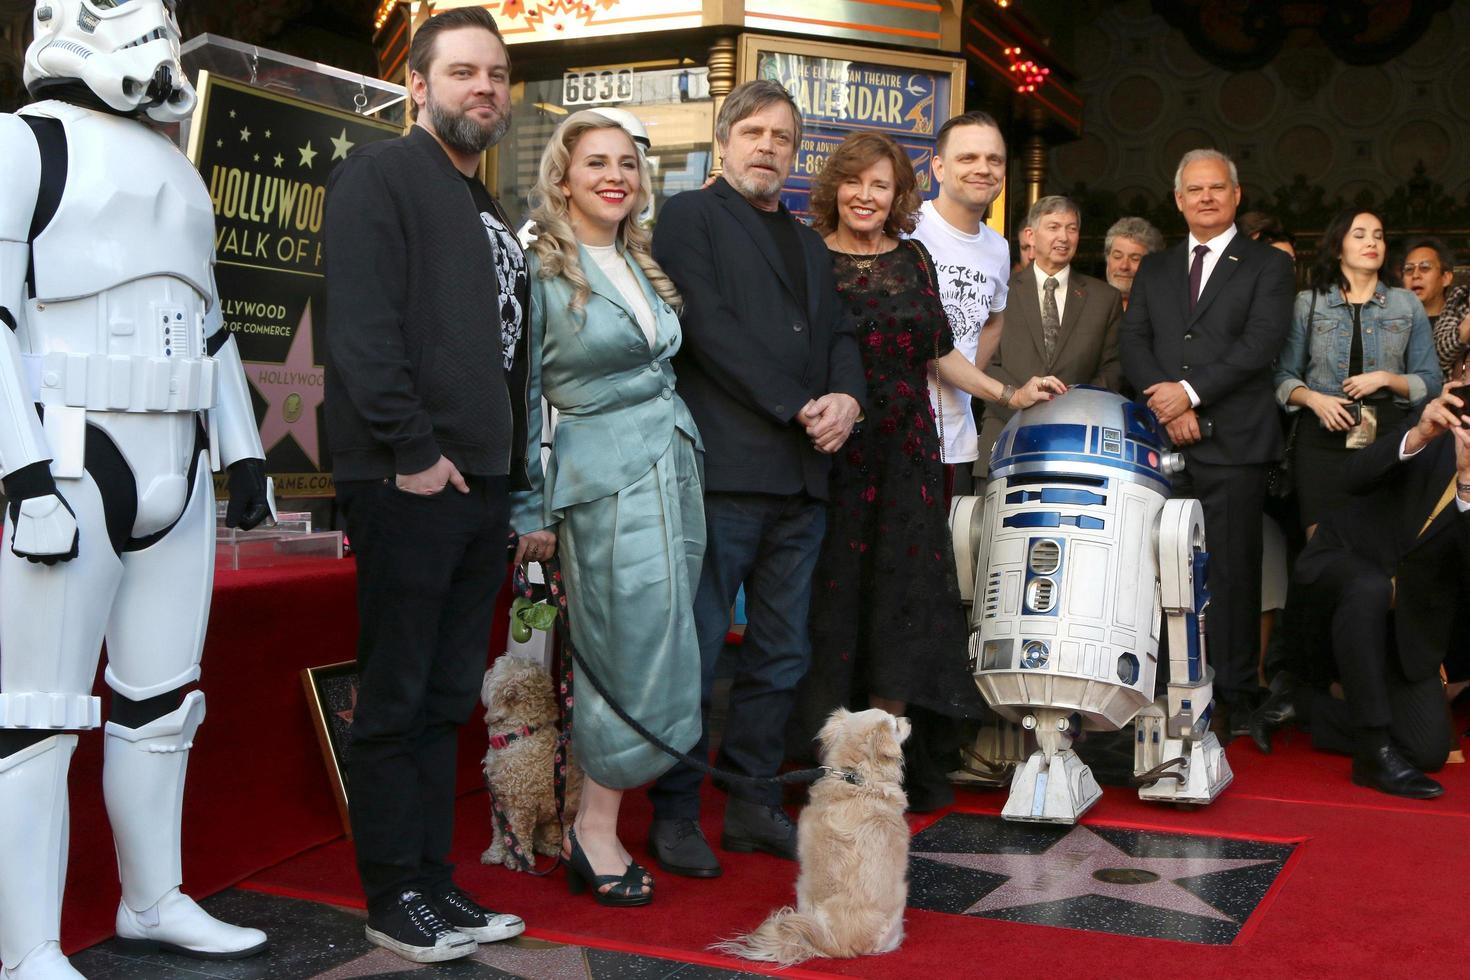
[739,35,965,220]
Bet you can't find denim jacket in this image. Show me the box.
[1274,282,1441,410]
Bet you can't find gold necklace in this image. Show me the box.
[845,235,885,272]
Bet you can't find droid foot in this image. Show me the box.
[1001,748,1101,824]
[114,889,268,960]
[1137,732,1233,805]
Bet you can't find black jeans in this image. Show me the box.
[338,475,509,916]
[649,492,825,816]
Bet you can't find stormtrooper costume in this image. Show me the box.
[0,2,271,977]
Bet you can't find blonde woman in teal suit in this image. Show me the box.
[510,111,703,907]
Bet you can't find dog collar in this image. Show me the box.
[820,766,864,786]
[489,724,536,750]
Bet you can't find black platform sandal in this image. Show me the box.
[564,826,653,907]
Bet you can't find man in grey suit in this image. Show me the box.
[975,195,1123,476]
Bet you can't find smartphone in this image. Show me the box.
[1344,400,1362,426]
[1449,384,1470,425]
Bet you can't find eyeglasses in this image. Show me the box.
[1402,261,1440,276]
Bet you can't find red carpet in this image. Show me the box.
[240,732,1470,979]
[55,559,513,955]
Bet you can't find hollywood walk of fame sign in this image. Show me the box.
[908,813,1299,945]
[187,72,399,497]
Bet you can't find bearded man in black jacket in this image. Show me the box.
[322,7,536,966]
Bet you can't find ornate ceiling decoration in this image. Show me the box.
[1153,0,1454,70]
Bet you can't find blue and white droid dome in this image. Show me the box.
[988,386,1182,493]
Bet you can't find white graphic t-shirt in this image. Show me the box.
[463,174,527,371]
[910,200,1010,463]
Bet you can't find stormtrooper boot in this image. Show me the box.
[0,735,85,980]
[104,692,268,960]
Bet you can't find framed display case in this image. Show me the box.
[301,660,360,837]
[491,63,715,230]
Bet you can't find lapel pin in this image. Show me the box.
[1227,255,1239,262]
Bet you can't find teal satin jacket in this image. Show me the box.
[511,245,702,533]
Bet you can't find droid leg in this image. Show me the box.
[1136,499,1232,805]
[103,453,266,959]
[1001,708,1102,824]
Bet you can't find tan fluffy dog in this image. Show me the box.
[479,655,581,870]
[714,707,911,965]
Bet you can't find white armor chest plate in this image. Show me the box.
[16,102,216,416]
[23,101,214,302]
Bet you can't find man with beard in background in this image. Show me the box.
[323,6,535,965]
[1103,216,1164,311]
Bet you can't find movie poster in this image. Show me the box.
[750,41,961,219]
[188,72,399,497]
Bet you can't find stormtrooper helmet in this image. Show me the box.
[591,107,656,227]
[24,0,197,122]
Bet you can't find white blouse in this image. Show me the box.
[585,242,657,347]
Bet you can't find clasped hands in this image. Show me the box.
[1144,381,1203,446]
[799,392,861,454]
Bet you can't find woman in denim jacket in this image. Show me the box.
[1274,208,1441,534]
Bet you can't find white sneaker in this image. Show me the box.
[429,884,525,943]
[0,941,85,979]
[364,891,477,964]
[114,888,268,960]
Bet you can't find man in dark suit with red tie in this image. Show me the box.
[1250,383,1469,798]
[1119,149,1296,731]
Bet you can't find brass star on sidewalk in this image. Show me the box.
[919,824,1275,922]
[298,140,318,168]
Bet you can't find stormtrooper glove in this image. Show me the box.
[3,461,79,564]
[224,457,271,530]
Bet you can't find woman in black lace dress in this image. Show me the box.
[795,133,1064,807]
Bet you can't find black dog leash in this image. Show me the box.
[512,559,856,791]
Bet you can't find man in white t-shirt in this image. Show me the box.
[911,111,1011,496]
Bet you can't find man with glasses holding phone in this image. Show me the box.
[1252,382,1470,798]
[1401,237,1470,380]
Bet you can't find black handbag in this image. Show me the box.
[1266,291,1316,499]
[1266,412,1299,499]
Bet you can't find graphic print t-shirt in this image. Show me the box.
[910,199,1010,463]
[463,175,527,371]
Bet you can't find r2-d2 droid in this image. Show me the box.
[953,387,1232,823]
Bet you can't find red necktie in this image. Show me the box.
[1189,243,1209,312]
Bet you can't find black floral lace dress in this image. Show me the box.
[798,239,984,730]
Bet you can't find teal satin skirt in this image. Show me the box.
[557,430,705,789]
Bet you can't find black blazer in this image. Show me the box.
[323,126,532,487]
[1297,420,1470,682]
[1119,232,1295,466]
[652,178,865,499]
